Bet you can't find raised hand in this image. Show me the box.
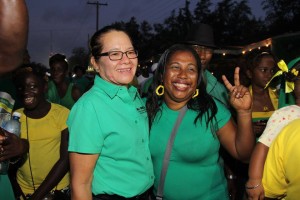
[222,67,252,112]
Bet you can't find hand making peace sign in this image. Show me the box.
[222,67,252,112]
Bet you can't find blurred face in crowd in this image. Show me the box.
[248,55,276,89]
[191,45,213,70]
[163,50,198,108]
[50,61,68,84]
[92,30,138,86]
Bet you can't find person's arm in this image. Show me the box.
[29,129,70,200]
[69,152,99,200]
[218,116,254,162]
[219,67,255,162]
[0,0,28,74]
[245,142,269,200]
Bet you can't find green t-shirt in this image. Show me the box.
[150,101,231,200]
[68,76,154,197]
[46,80,75,110]
[0,175,15,200]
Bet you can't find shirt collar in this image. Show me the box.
[94,75,138,100]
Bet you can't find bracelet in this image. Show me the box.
[226,174,237,180]
[245,183,261,190]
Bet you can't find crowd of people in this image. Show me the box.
[1,1,300,200]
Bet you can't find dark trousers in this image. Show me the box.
[93,188,153,200]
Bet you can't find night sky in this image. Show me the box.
[26,0,265,66]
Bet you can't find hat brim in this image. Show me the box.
[183,40,218,49]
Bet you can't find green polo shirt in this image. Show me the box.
[68,75,154,197]
[205,70,229,107]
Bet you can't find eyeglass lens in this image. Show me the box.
[109,50,138,60]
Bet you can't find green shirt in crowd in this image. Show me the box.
[150,101,231,200]
[68,75,154,197]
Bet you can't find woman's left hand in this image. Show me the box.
[222,67,252,112]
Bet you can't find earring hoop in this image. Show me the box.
[192,89,199,98]
[155,85,164,96]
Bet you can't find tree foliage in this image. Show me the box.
[262,0,300,34]
[69,0,300,67]
[68,47,89,71]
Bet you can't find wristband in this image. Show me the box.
[245,183,261,189]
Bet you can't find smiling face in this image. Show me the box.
[17,73,47,111]
[91,30,137,86]
[163,50,199,109]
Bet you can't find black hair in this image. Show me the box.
[245,49,278,71]
[14,62,49,87]
[49,53,68,70]
[73,65,86,74]
[89,25,133,60]
[146,44,218,133]
[239,49,278,87]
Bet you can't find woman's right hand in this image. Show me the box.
[222,67,252,113]
[246,179,264,200]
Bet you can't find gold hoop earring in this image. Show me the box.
[155,85,164,96]
[192,89,199,98]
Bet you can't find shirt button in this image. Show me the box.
[142,139,144,143]
[135,120,138,123]
[147,157,149,160]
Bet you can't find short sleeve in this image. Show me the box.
[67,100,104,154]
[56,105,69,131]
[259,106,300,147]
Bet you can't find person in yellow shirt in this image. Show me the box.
[14,63,70,200]
[262,118,300,199]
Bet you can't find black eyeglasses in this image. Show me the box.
[99,50,138,61]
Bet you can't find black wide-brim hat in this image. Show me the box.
[184,23,217,49]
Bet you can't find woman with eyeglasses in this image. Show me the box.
[67,25,154,200]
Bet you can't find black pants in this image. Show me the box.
[93,189,153,200]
